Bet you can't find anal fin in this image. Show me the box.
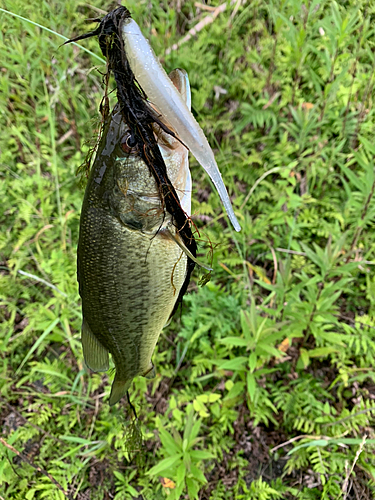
[81,319,109,372]
[165,228,213,271]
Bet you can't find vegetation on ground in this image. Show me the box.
[1,0,375,498]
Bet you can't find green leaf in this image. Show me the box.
[308,347,339,357]
[126,485,139,497]
[333,438,375,445]
[60,436,94,444]
[189,419,202,444]
[190,450,214,460]
[207,393,221,403]
[113,471,125,482]
[220,337,248,347]
[174,479,185,500]
[224,381,245,401]
[216,357,248,371]
[183,409,195,442]
[190,464,207,484]
[159,428,182,455]
[193,398,209,418]
[147,455,182,476]
[176,463,186,485]
[16,317,60,374]
[186,478,199,500]
[249,351,257,372]
[256,342,283,357]
[247,372,256,401]
[289,438,375,455]
[288,440,329,454]
[300,348,310,368]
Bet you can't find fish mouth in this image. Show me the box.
[121,17,241,232]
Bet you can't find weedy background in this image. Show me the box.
[1,0,375,499]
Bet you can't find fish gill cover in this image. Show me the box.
[66,6,197,311]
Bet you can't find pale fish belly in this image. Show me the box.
[78,206,187,401]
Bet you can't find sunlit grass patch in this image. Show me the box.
[1,0,375,499]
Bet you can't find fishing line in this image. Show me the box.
[126,390,138,420]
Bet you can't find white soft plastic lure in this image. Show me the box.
[121,18,241,232]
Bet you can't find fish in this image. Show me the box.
[78,70,193,405]
[75,8,240,406]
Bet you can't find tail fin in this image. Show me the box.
[109,375,132,406]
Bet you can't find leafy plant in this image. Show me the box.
[147,408,213,500]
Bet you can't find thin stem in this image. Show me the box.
[17,269,67,297]
[0,8,105,63]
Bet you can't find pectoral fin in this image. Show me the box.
[81,319,109,372]
[164,317,172,328]
[165,228,213,271]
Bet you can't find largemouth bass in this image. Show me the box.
[78,71,193,406]
[72,8,240,406]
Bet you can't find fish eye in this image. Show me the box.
[121,132,138,154]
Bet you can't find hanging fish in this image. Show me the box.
[67,7,240,406]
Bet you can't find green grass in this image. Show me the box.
[1,0,375,499]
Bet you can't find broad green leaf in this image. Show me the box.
[216,357,248,371]
[224,381,245,401]
[300,348,310,368]
[190,450,215,460]
[186,478,199,500]
[183,409,195,442]
[176,463,186,485]
[308,347,339,357]
[247,372,256,401]
[147,455,182,476]
[220,337,248,347]
[126,485,139,497]
[113,471,125,481]
[190,464,207,484]
[159,428,182,456]
[249,352,257,372]
[207,393,221,403]
[193,398,209,418]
